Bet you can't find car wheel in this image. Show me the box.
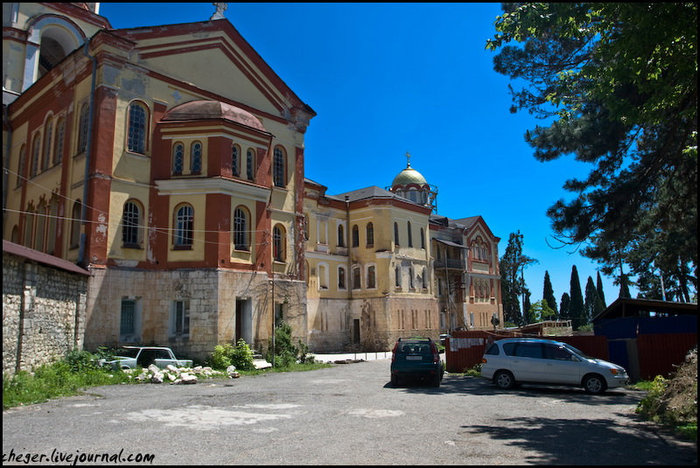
[432,374,441,388]
[583,374,606,394]
[494,370,515,390]
[391,374,399,387]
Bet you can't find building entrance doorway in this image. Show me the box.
[235,298,253,344]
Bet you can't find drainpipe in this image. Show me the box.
[3,106,12,235]
[77,38,98,267]
[345,195,352,301]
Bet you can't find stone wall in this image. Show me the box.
[2,252,87,375]
[84,267,307,362]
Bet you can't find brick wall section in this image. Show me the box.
[3,251,88,376]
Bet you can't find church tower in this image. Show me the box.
[387,152,438,212]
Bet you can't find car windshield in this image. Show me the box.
[116,347,140,358]
[561,343,591,359]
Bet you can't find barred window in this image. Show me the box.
[232,144,240,177]
[77,103,89,154]
[42,116,53,172]
[246,148,256,180]
[172,143,184,175]
[53,118,65,165]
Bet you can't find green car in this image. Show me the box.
[390,337,444,387]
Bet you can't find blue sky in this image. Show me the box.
[100,2,632,311]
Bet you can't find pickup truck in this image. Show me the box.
[99,346,193,370]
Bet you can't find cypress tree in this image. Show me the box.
[585,276,604,324]
[619,273,631,299]
[560,292,571,321]
[596,272,607,308]
[542,271,558,317]
[569,266,585,330]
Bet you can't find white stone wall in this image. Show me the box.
[84,268,307,361]
[2,254,87,375]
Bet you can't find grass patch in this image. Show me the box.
[3,361,131,409]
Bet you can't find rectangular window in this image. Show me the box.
[172,300,190,336]
[120,299,136,336]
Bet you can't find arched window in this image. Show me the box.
[190,141,202,174]
[174,204,194,248]
[30,133,41,177]
[366,222,374,247]
[47,199,59,255]
[352,266,361,290]
[172,143,184,175]
[53,117,65,165]
[338,266,346,289]
[70,200,81,248]
[420,228,425,249]
[394,222,400,246]
[422,267,428,289]
[16,144,26,187]
[231,144,240,177]
[122,200,141,247]
[407,221,413,247]
[127,102,148,154]
[233,206,249,251]
[367,265,376,289]
[273,224,286,262]
[273,146,286,187]
[34,201,46,252]
[77,102,89,154]
[246,148,255,180]
[409,266,414,289]
[23,206,35,248]
[395,266,401,288]
[42,115,53,172]
[337,224,345,247]
[352,224,359,247]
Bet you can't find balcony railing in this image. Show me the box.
[434,258,464,270]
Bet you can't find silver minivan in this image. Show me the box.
[480,338,629,394]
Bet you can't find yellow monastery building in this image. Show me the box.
[3,3,503,359]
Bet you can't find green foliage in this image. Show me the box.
[208,339,255,371]
[464,364,482,377]
[64,349,100,373]
[636,375,669,421]
[488,3,698,298]
[529,300,557,323]
[595,272,607,308]
[266,321,314,368]
[559,292,570,321]
[499,231,538,326]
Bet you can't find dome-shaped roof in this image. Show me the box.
[392,165,427,187]
[162,100,266,132]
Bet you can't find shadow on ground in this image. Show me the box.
[458,415,697,465]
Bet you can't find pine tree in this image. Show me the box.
[560,293,571,321]
[569,266,585,330]
[596,272,607,308]
[542,271,558,317]
[618,273,631,299]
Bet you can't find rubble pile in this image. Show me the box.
[124,364,240,384]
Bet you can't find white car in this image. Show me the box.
[480,338,628,394]
[99,346,193,370]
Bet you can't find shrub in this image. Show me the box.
[267,321,313,368]
[208,339,255,371]
[65,349,100,373]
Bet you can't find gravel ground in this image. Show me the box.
[3,359,697,465]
